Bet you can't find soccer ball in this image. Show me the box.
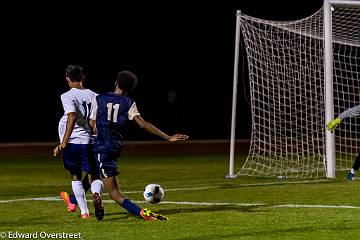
[143,183,164,204]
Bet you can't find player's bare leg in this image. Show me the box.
[103,176,167,220]
[103,176,128,204]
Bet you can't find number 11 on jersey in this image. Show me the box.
[107,103,120,122]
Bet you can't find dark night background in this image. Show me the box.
[0,1,323,142]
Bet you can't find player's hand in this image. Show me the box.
[167,134,189,142]
[53,142,67,156]
[327,117,342,132]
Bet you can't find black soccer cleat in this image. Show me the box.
[92,192,104,221]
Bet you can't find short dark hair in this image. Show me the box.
[116,70,138,93]
[66,65,84,82]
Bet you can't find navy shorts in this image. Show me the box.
[94,151,120,178]
[62,143,98,176]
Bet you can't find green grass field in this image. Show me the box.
[1,153,360,240]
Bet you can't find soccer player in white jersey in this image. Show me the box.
[89,70,188,221]
[327,104,360,181]
[54,65,104,219]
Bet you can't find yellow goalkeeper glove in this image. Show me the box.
[327,117,342,131]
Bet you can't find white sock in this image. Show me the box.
[72,180,88,214]
[351,168,356,175]
[91,179,104,195]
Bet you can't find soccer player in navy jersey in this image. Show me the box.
[54,65,104,219]
[89,70,189,221]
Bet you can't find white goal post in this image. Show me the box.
[229,0,360,178]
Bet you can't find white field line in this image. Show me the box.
[163,179,332,192]
[1,197,360,210]
[1,179,359,209]
[0,179,331,203]
[274,204,360,209]
[0,197,61,203]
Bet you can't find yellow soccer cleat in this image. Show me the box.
[140,208,168,221]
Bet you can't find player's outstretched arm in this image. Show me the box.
[328,104,360,132]
[133,115,189,141]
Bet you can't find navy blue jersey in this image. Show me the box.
[90,92,140,153]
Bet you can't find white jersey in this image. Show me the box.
[58,88,97,144]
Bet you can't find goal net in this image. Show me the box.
[235,2,360,178]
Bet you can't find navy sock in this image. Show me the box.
[122,199,142,216]
[82,174,91,193]
[69,174,91,205]
[69,194,77,205]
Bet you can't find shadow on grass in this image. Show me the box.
[159,204,265,215]
[100,204,267,222]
